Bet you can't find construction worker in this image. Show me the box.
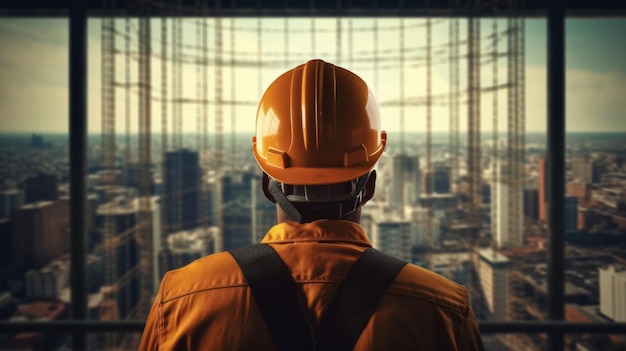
[139,59,484,350]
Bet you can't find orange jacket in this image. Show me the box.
[139,220,484,350]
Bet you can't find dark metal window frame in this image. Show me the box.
[1,1,626,350]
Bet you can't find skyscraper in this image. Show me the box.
[491,162,523,249]
[12,200,69,271]
[389,153,420,212]
[538,158,546,222]
[0,188,25,219]
[572,157,600,184]
[372,220,412,261]
[251,173,276,244]
[96,198,140,320]
[162,150,201,235]
[477,247,511,321]
[424,165,451,194]
[523,187,539,220]
[564,196,578,236]
[24,173,58,204]
[599,265,626,322]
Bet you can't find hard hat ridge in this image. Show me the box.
[253,59,386,186]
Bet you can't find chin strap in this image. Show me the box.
[268,174,369,224]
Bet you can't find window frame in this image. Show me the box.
[1,1,626,350]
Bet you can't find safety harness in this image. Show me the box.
[229,244,407,351]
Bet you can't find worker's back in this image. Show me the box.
[139,220,483,351]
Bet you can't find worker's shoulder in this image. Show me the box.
[159,251,244,303]
[389,262,471,317]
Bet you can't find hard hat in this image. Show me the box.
[252,59,386,186]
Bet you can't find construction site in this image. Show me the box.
[49,0,533,348]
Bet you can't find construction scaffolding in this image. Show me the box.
[99,9,527,350]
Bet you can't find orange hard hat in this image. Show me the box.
[252,59,387,186]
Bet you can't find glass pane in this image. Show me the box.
[565,17,626,338]
[0,18,71,349]
[87,16,554,349]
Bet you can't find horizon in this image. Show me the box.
[1,18,625,134]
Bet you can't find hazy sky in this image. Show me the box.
[0,17,624,134]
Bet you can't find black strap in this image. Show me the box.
[229,244,315,351]
[268,174,369,224]
[229,245,407,351]
[316,248,407,350]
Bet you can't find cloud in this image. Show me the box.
[0,20,69,133]
[566,69,626,132]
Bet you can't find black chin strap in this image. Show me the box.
[268,175,369,224]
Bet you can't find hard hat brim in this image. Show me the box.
[253,144,384,186]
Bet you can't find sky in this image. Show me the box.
[0,17,624,134]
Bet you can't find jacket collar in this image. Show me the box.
[261,219,372,247]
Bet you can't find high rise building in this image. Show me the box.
[477,247,511,321]
[566,180,591,207]
[24,173,58,204]
[0,219,11,270]
[0,188,25,219]
[12,200,69,271]
[372,220,412,261]
[159,227,217,276]
[96,198,140,319]
[523,187,539,220]
[251,174,276,244]
[491,163,523,249]
[599,265,626,322]
[389,154,421,212]
[572,157,600,184]
[25,259,69,300]
[564,196,578,236]
[538,158,547,222]
[405,207,440,248]
[222,200,252,251]
[424,165,451,194]
[162,150,201,234]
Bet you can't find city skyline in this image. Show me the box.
[0,18,625,134]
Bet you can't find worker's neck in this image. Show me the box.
[275,204,361,224]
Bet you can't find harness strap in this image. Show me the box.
[316,248,407,350]
[229,244,315,351]
[229,244,407,351]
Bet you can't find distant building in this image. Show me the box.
[572,157,600,184]
[477,248,511,321]
[389,154,421,212]
[424,165,451,194]
[24,173,58,204]
[0,219,11,270]
[96,198,140,319]
[523,187,539,220]
[159,227,217,276]
[162,150,201,234]
[12,201,69,271]
[0,188,25,219]
[538,158,547,222]
[567,181,591,206]
[599,265,626,322]
[565,196,579,236]
[492,162,523,249]
[30,133,45,148]
[372,220,412,261]
[405,207,440,248]
[25,259,69,299]
[251,174,276,244]
[222,200,252,251]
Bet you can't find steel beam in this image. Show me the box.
[547,0,566,350]
[69,1,87,350]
